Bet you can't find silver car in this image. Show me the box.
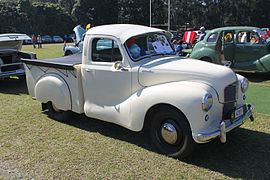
[0,33,36,80]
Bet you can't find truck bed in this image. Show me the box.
[21,53,82,70]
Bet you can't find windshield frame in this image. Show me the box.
[124,32,176,62]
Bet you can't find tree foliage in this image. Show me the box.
[0,0,270,35]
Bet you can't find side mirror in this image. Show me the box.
[113,61,128,71]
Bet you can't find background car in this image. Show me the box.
[52,35,64,43]
[64,25,85,56]
[0,33,36,80]
[190,26,270,73]
[23,35,32,44]
[41,35,53,43]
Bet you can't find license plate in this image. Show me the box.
[235,107,244,119]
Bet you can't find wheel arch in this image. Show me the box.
[35,74,72,111]
[143,103,191,132]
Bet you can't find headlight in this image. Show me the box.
[202,93,213,112]
[241,78,249,93]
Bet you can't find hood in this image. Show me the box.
[139,57,237,102]
[0,33,30,51]
[73,25,86,44]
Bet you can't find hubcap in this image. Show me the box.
[161,122,178,145]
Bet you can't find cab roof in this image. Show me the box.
[86,24,166,44]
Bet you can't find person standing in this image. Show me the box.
[37,35,42,48]
[32,34,37,48]
[197,26,206,42]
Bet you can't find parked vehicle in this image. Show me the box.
[190,26,270,73]
[63,34,74,43]
[22,24,254,158]
[0,33,36,80]
[64,25,85,56]
[41,35,53,43]
[52,35,64,43]
[23,35,32,45]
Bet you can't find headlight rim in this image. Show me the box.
[202,93,213,112]
[241,78,249,93]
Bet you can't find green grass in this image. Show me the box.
[22,43,65,59]
[0,44,269,179]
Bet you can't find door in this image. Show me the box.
[222,31,235,64]
[81,37,132,123]
[234,31,266,70]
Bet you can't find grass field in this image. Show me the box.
[22,43,66,59]
[0,44,269,179]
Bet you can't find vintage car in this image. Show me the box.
[22,24,254,158]
[190,26,270,73]
[0,33,36,80]
[64,25,85,56]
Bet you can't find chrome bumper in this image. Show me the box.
[197,104,254,143]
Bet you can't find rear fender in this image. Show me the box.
[35,74,71,111]
[190,47,218,63]
[255,54,270,72]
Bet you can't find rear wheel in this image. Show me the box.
[200,57,212,63]
[64,50,73,56]
[150,106,195,158]
[46,102,72,121]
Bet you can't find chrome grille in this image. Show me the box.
[223,81,238,120]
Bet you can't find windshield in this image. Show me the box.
[125,33,175,61]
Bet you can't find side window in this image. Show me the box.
[237,31,259,44]
[92,38,122,62]
[223,32,234,43]
[207,33,218,43]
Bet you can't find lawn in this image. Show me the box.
[22,43,66,59]
[0,44,269,179]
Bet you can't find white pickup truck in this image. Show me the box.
[22,24,254,158]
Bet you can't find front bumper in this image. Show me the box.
[197,104,254,143]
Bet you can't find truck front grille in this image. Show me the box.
[223,81,238,120]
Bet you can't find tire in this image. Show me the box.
[200,57,212,63]
[150,106,195,158]
[46,102,72,121]
[64,51,73,56]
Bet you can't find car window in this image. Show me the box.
[92,38,122,62]
[207,33,218,43]
[237,31,260,45]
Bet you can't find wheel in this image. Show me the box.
[200,57,212,63]
[64,50,73,56]
[46,102,72,121]
[150,106,195,158]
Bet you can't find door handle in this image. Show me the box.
[85,68,92,72]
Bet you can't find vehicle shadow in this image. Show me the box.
[239,72,270,82]
[51,113,270,179]
[0,78,28,95]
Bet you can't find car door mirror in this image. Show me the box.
[113,61,128,71]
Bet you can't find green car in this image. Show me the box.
[190,26,270,73]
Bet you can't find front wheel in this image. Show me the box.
[150,106,195,158]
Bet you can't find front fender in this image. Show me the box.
[129,81,220,135]
[255,54,270,72]
[35,74,71,111]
